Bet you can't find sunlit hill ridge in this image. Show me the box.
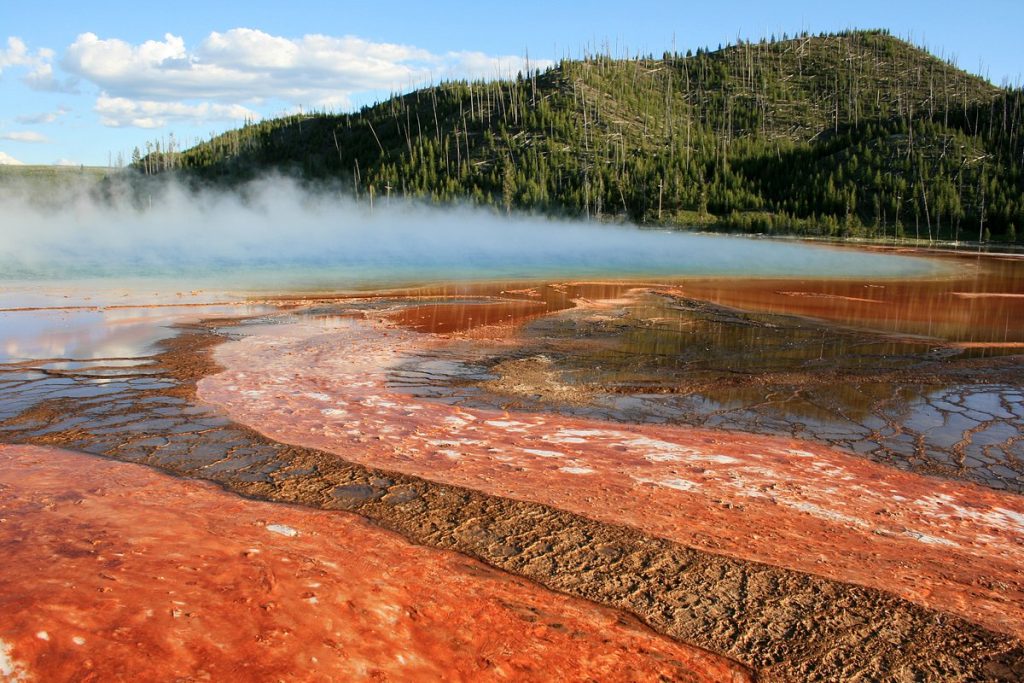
[134,30,1022,242]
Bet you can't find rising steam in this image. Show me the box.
[0,173,939,289]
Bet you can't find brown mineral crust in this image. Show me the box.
[952,292,1024,299]
[480,355,594,405]
[658,252,1024,345]
[388,300,551,333]
[198,314,1024,640]
[0,443,749,683]
[951,341,1024,348]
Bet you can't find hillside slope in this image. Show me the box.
[145,30,1023,241]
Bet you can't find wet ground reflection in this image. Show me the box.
[398,289,1024,492]
[0,301,272,429]
[668,251,1024,346]
[3,253,1022,496]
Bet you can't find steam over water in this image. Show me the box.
[0,175,939,289]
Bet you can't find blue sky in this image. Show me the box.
[1,0,1021,166]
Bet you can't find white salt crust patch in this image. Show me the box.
[0,638,30,681]
[554,429,608,438]
[522,449,564,458]
[558,466,595,475]
[485,420,532,432]
[633,476,700,492]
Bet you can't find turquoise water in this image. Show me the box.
[0,226,942,292]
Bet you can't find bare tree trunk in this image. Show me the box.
[919,166,932,242]
[978,167,986,243]
[366,120,386,157]
[431,90,441,143]
[353,159,361,201]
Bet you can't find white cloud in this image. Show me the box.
[0,37,30,73]
[0,36,73,92]
[0,36,58,78]
[23,62,78,92]
[16,107,70,125]
[54,158,78,166]
[63,29,551,119]
[1,131,49,143]
[95,95,259,129]
[66,30,451,103]
[443,50,545,81]
[0,151,24,165]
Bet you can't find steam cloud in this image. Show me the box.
[0,174,937,289]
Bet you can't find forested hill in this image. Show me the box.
[140,30,1023,242]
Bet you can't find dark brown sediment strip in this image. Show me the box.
[4,320,1022,681]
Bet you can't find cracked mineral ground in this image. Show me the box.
[1,248,1023,681]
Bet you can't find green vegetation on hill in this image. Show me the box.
[142,30,1024,242]
[0,164,111,183]
[0,165,120,207]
